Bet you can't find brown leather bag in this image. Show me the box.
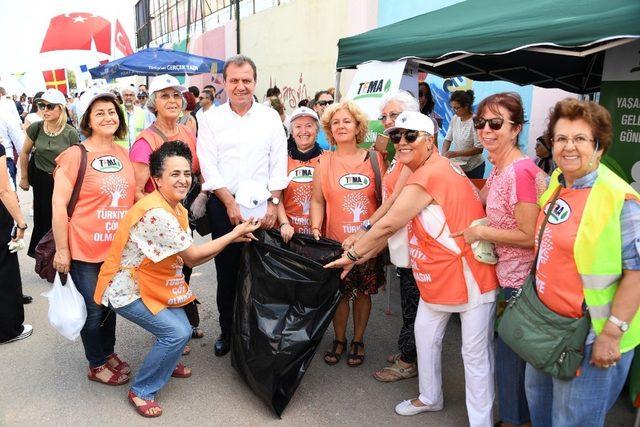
[35,144,87,283]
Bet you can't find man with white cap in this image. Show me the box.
[197,54,288,356]
[119,86,146,150]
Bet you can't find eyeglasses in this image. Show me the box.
[316,100,333,107]
[388,130,422,144]
[37,103,58,111]
[551,135,594,147]
[378,111,401,122]
[473,117,515,130]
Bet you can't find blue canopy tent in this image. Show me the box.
[89,47,225,79]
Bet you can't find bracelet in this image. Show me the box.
[350,247,362,259]
[16,223,28,230]
[279,223,290,229]
[346,250,358,262]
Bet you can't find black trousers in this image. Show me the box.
[397,267,419,363]
[206,194,242,335]
[0,203,24,343]
[28,164,54,258]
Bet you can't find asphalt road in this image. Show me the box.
[1,192,635,426]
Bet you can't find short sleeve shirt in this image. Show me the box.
[27,122,78,173]
[444,115,484,172]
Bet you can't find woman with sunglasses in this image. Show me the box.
[442,90,486,178]
[311,90,335,150]
[19,89,79,258]
[310,100,386,367]
[453,93,547,427]
[326,111,498,423]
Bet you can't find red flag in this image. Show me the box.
[41,13,111,55]
[114,20,134,56]
[42,69,68,95]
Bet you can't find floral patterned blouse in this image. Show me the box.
[101,208,193,308]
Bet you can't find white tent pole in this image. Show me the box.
[334,70,342,101]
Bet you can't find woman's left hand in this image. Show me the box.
[324,254,356,279]
[451,225,485,244]
[591,329,622,368]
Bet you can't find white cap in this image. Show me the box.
[77,87,117,122]
[149,74,187,94]
[35,88,66,105]
[289,106,319,125]
[384,111,435,136]
[235,179,272,221]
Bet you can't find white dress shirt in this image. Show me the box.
[197,101,288,194]
[0,101,25,159]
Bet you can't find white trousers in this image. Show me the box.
[415,299,496,427]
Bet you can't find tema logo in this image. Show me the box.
[546,199,571,224]
[339,173,370,190]
[353,79,392,100]
[289,166,314,183]
[92,156,123,173]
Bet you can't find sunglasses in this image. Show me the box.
[316,100,334,106]
[388,130,422,144]
[418,91,426,97]
[473,117,515,130]
[37,103,58,111]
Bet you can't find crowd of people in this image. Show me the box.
[0,54,637,425]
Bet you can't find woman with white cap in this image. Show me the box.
[278,106,323,242]
[326,111,498,425]
[51,88,136,386]
[19,88,78,257]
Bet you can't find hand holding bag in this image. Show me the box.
[42,273,87,341]
[497,188,590,380]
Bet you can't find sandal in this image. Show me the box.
[106,353,131,375]
[182,345,191,356]
[324,340,346,365]
[87,363,129,386]
[171,362,192,378]
[373,359,418,382]
[128,389,162,418]
[387,353,401,364]
[191,327,204,339]
[347,341,365,367]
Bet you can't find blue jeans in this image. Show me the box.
[114,299,191,400]
[70,260,115,367]
[525,343,634,427]
[496,287,530,424]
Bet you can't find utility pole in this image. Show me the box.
[235,0,241,54]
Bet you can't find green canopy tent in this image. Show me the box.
[336,0,640,94]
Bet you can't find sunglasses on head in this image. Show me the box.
[37,103,58,111]
[473,117,515,130]
[388,129,422,144]
[316,100,333,106]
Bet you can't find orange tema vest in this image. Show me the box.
[318,151,383,242]
[534,187,590,318]
[283,156,320,234]
[94,191,196,314]
[382,158,405,201]
[407,153,498,304]
[137,123,200,173]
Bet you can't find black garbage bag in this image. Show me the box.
[231,229,343,417]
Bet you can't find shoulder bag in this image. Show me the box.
[497,187,590,380]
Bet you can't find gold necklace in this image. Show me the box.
[43,122,64,137]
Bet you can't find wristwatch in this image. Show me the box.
[608,315,629,332]
[361,219,372,231]
[16,223,28,230]
[268,196,280,206]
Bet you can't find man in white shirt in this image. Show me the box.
[197,55,288,356]
[120,86,147,149]
[0,90,25,187]
[195,89,213,125]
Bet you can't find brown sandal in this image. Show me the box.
[106,353,131,375]
[324,340,346,365]
[87,364,129,386]
[347,341,365,367]
[128,390,162,418]
[171,362,192,378]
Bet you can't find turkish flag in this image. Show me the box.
[115,20,134,56]
[42,69,68,95]
[41,12,111,55]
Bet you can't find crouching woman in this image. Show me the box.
[94,141,259,418]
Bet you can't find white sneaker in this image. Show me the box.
[2,324,33,344]
[395,399,443,416]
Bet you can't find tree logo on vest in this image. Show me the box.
[450,161,466,177]
[289,166,314,183]
[101,175,129,207]
[339,173,370,190]
[546,199,571,224]
[92,156,123,173]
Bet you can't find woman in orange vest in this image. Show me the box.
[52,89,136,386]
[278,106,323,241]
[326,111,498,424]
[310,100,386,367]
[94,141,259,418]
[129,74,205,345]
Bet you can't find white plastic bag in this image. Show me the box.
[42,273,87,341]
